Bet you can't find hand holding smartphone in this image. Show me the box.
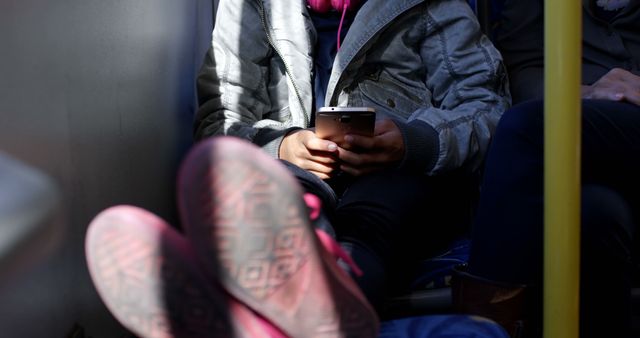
[315,107,375,147]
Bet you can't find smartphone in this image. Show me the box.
[315,107,376,145]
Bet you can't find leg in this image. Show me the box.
[334,169,475,310]
[466,99,640,337]
[580,185,634,338]
[279,158,476,310]
[456,185,635,338]
[468,99,546,284]
[278,160,339,238]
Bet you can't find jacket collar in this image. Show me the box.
[325,0,425,105]
[259,0,426,111]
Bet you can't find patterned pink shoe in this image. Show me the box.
[177,136,379,338]
[85,205,286,338]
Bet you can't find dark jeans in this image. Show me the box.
[281,162,475,311]
[468,99,640,338]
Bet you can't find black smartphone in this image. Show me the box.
[315,107,376,146]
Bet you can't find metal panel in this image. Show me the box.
[0,0,213,336]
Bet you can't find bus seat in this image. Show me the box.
[468,0,506,39]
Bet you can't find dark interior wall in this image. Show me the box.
[0,0,214,336]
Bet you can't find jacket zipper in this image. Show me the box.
[257,1,309,127]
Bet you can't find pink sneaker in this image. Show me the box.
[85,205,285,338]
[177,136,379,338]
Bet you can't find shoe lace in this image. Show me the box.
[303,193,363,276]
[315,229,363,277]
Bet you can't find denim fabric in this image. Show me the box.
[379,314,509,338]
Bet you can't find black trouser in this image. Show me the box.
[468,99,640,338]
[282,162,474,311]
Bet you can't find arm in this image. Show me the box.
[339,0,510,176]
[405,0,511,175]
[195,0,339,173]
[194,0,297,158]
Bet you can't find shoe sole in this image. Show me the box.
[178,136,379,338]
[85,205,275,338]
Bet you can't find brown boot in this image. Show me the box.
[451,264,528,338]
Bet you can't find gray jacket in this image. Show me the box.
[195,0,511,175]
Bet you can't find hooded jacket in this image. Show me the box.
[195,0,511,175]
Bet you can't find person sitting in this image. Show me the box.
[194,0,509,312]
[453,1,640,337]
[83,0,513,336]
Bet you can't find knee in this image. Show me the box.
[279,160,338,208]
[493,100,544,142]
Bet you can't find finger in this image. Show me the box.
[309,170,332,180]
[619,69,640,83]
[336,147,364,166]
[622,90,640,106]
[343,134,375,150]
[591,89,625,101]
[303,159,337,175]
[307,150,339,165]
[309,170,331,180]
[611,92,625,101]
[306,136,339,153]
[338,150,389,168]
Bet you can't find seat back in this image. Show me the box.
[468,0,506,39]
[0,0,214,336]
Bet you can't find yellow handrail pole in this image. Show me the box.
[544,0,582,338]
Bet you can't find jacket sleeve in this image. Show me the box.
[194,0,294,158]
[399,0,511,175]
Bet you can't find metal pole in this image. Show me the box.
[544,0,582,337]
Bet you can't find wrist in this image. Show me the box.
[581,85,593,99]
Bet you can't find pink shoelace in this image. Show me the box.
[303,193,363,277]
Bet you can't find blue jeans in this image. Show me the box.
[468,99,640,338]
[281,161,476,311]
[379,314,509,338]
